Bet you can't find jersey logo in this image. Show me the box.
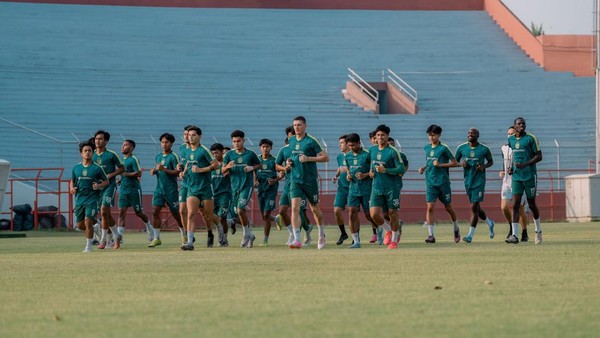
[82,169,88,176]
[295,144,300,150]
[470,151,475,158]
[353,159,357,165]
[262,164,267,169]
[97,158,103,165]
[376,153,382,160]
[237,157,243,163]
[515,142,520,149]
[190,154,195,160]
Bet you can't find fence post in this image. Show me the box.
[554,139,561,190]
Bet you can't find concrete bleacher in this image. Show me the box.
[0,2,594,193]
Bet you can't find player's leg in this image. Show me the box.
[348,203,361,248]
[200,198,218,248]
[508,181,525,244]
[183,195,201,250]
[524,178,542,244]
[438,183,460,243]
[289,196,303,248]
[333,189,349,245]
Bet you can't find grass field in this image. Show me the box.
[1,222,599,338]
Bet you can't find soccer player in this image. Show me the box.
[117,139,154,246]
[149,133,185,248]
[181,126,220,251]
[177,126,192,243]
[222,130,261,248]
[332,134,350,245]
[286,116,329,249]
[275,126,313,245]
[368,124,405,249]
[210,143,231,247]
[418,124,461,244]
[506,117,543,245]
[255,138,281,246]
[93,130,125,249]
[455,128,496,243]
[500,126,530,241]
[344,133,377,249]
[70,140,109,252]
[367,130,380,243]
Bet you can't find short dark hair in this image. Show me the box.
[160,133,175,143]
[285,126,295,135]
[224,146,231,151]
[375,124,391,135]
[94,130,110,141]
[345,133,360,143]
[79,140,95,153]
[293,116,306,123]
[284,138,289,145]
[426,124,442,135]
[231,130,245,138]
[388,137,395,144]
[188,126,202,135]
[259,138,273,147]
[184,125,194,131]
[368,131,376,139]
[124,139,136,149]
[339,134,348,141]
[210,143,224,151]
[514,117,526,124]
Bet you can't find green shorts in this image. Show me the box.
[290,181,319,205]
[213,193,232,218]
[187,185,214,202]
[334,187,349,209]
[466,185,485,203]
[258,190,278,213]
[118,189,144,212]
[232,186,253,211]
[178,185,188,204]
[370,187,400,210]
[279,187,291,207]
[153,190,179,213]
[75,204,99,222]
[348,192,370,211]
[99,183,117,207]
[426,182,452,204]
[512,177,537,199]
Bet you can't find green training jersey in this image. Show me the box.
[223,148,260,191]
[211,162,231,196]
[336,153,350,190]
[369,145,404,191]
[179,143,190,188]
[424,143,455,187]
[155,152,180,194]
[276,144,292,190]
[288,134,324,185]
[93,149,123,185]
[257,155,279,194]
[508,133,540,181]
[72,162,107,206]
[345,149,372,196]
[120,155,142,194]
[185,144,215,191]
[455,143,493,189]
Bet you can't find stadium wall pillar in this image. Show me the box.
[0,160,10,215]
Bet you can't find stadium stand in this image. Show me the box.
[0,2,594,195]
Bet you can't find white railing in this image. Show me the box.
[386,68,418,102]
[347,68,379,103]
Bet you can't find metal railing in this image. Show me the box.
[347,68,379,103]
[387,68,418,102]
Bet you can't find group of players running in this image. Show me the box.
[70,116,543,252]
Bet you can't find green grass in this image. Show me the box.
[1,223,599,338]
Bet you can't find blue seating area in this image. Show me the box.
[0,2,594,193]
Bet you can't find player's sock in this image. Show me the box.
[100,229,108,243]
[263,235,269,243]
[293,227,302,242]
[117,226,125,235]
[392,231,399,243]
[468,226,476,237]
[484,217,493,227]
[109,226,119,238]
[534,218,542,233]
[352,233,360,244]
[382,221,391,232]
[317,224,325,238]
[179,227,186,237]
[187,232,194,245]
[427,224,435,237]
[286,224,293,235]
[85,238,94,249]
[511,223,519,236]
[243,225,252,236]
[453,221,460,231]
[372,227,377,235]
[153,228,160,239]
[145,221,153,234]
[338,224,347,236]
[216,223,224,239]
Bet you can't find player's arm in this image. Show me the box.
[193,159,219,174]
[309,150,329,163]
[434,147,457,168]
